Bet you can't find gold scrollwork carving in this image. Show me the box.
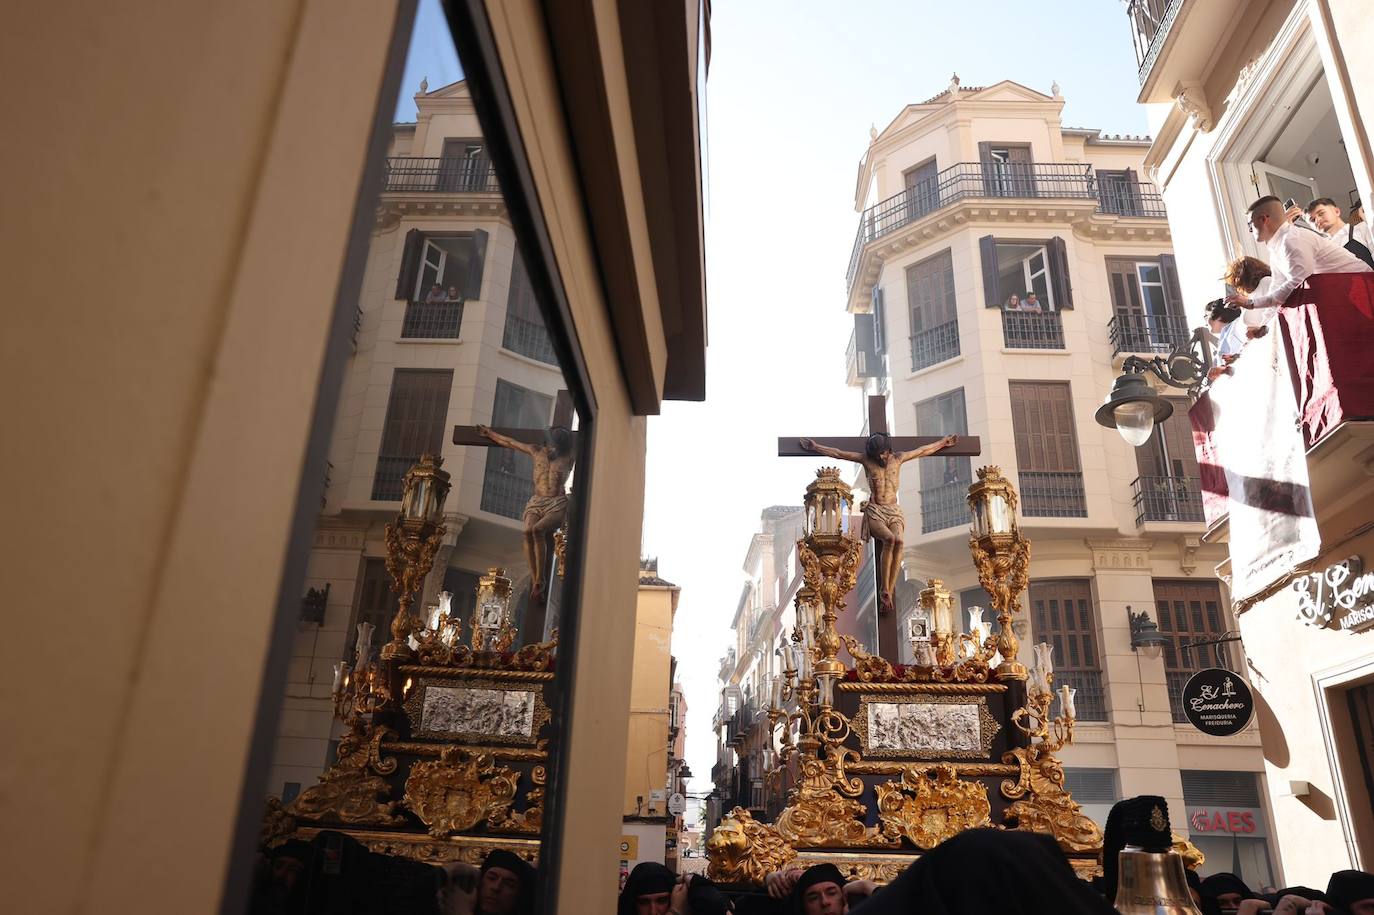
[838,682,1008,694]
[874,764,992,849]
[1000,746,1103,855]
[850,694,1000,760]
[775,752,895,848]
[403,747,521,837]
[290,827,538,867]
[707,807,797,885]
[285,722,405,828]
[490,765,545,834]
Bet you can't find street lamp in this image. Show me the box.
[1095,331,1212,446]
[1127,606,1169,659]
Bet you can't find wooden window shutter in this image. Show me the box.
[1106,258,1142,315]
[979,235,999,308]
[1047,236,1073,309]
[872,286,888,354]
[379,369,454,457]
[977,141,992,163]
[1011,382,1081,472]
[854,313,876,361]
[1159,253,1183,315]
[395,228,423,300]
[462,229,489,300]
[1009,383,1033,468]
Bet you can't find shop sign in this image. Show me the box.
[619,836,639,859]
[668,792,686,816]
[1185,806,1267,838]
[1294,555,1374,633]
[1181,668,1254,736]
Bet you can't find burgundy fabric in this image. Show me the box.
[1189,393,1229,526]
[1279,273,1374,447]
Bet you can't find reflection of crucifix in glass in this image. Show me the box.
[780,395,980,659]
[453,391,576,630]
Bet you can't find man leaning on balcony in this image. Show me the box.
[1225,196,1371,323]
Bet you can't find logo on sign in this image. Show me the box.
[1181,668,1254,737]
[1294,555,1374,633]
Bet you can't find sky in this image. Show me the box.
[397,0,1150,796]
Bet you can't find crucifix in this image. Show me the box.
[779,394,981,661]
[453,389,577,642]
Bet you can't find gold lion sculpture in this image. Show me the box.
[706,807,796,885]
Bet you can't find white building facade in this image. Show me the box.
[843,80,1279,884]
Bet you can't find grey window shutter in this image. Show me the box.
[1048,236,1073,309]
[979,235,999,307]
[1159,253,1183,315]
[977,142,992,163]
[872,286,887,354]
[395,229,423,300]
[462,229,489,300]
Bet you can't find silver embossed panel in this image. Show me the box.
[866,701,981,753]
[420,686,536,738]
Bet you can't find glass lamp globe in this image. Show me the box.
[1113,400,1156,446]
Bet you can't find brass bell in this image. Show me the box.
[1113,847,1202,915]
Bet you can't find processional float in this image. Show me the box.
[263,454,559,867]
[706,462,1108,884]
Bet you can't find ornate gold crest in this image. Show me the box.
[706,807,796,885]
[775,752,895,848]
[1150,805,1168,833]
[874,764,991,849]
[285,722,405,827]
[403,747,520,837]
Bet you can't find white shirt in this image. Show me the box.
[1216,319,1245,363]
[1331,220,1374,253]
[1251,221,1372,310]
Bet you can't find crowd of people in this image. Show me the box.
[1204,194,1372,381]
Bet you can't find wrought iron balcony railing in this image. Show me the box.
[383,156,500,193]
[1053,670,1107,722]
[1001,310,1065,349]
[910,319,960,372]
[1126,0,1184,85]
[1018,471,1088,517]
[501,313,558,365]
[1166,670,1192,723]
[1098,180,1167,218]
[371,455,419,502]
[401,300,464,339]
[919,480,972,533]
[1108,313,1192,356]
[480,465,533,519]
[1132,476,1204,525]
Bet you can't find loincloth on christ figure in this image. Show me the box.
[860,499,905,540]
[522,492,569,527]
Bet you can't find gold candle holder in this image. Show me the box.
[967,466,1030,681]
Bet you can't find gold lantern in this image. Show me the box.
[380,453,452,661]
[798,469,863,700]
[472,566,516,652]
[920,578,958,666]
[966,466,1030,680]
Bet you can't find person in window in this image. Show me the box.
[1225,196,1371,322]
[1305,197,1374,269]
[1004,294,1021,311]
[425,282,447,304]
[446,285,464,303]
[1021,292,1044,314]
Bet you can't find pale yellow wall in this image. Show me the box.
[0,1,406,911]
[625,583,678,814]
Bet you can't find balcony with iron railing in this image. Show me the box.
[1126,0,1184,86]
[502,313,558,365]
[919,480,971,534]
[1052,670,1107,722]
[383,156,500,193]
[910,320,960,372]
[1018,471,1088,518]
[1001,310,1065,350]
[1165,670,1193,723]
[847,162,1165,293]
[371,455,418,502]
[480,465,533,519]
[401,300,464,339]
[1109,313,1191,356]
[1132,476,1204,525]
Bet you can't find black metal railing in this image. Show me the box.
[846,161,1165,293]
[480,465,533,519]
[501,313,558,365]
[1132,476,1204,524]
[910,319,960,372]
[383,156,500,193]
[1001,310,1065,349]
[920,481,971,533]
[1053,671,1108,722]
[1108,313,1192,355]
[1018,471,1088,517]
[401,300,464,339]
[1126,0,1184,85]
[1098,181,1167,218]
[371,455,419,502]
[1166,670,1192,723]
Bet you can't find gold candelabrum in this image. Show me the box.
[967,465,1031,681]
[797,468,864,708]
[332,621,393,721]
[1019,641,1078,750]
[380,454,452,661]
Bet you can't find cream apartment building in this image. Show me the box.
[1122,0,1374,878]
[842,80,1279,883]
[267,79,566,797]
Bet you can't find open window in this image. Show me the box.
[394,228,489,302]
[979,235,1072,310]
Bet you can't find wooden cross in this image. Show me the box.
[778,394,981,662]
[452,389,576,643]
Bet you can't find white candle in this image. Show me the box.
[355,622,375,669]
[332,661,348,695]
[772,675,784,709]
[783,644,797,672]
[1060,684,1076,719]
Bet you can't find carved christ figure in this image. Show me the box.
[798,432,959,614]
[475,424,575,605]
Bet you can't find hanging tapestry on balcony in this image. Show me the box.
[1190,327,1319,602]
